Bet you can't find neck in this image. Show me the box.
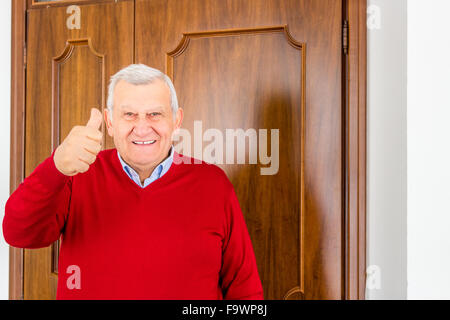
[137,167,156,185]
[121,147,172,183]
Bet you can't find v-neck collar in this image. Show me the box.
[111,148,181,192]
[116,146,174,188]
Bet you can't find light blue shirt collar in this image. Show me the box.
[117,145,174,188]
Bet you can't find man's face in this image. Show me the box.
[105,79,183,174]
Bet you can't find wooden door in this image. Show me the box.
[24,0,134,299]
[135,0,343,300]
[17,0,358,300]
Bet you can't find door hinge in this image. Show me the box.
[343,20,349,55]
[23,42,27,69]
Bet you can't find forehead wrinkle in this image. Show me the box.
[119,105,166,113]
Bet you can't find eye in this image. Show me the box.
[124,112,134,117]
[149,112,161,117]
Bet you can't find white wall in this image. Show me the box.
[0,1,11,300]
[367,0,450,300]
[366,0,407,299]
[407,0,450,299]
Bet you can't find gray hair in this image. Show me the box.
[106,64,179,120]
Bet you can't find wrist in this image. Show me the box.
[53,146,71,176]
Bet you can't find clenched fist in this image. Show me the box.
[54,108,103,176]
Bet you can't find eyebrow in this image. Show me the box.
[119,105,166,113]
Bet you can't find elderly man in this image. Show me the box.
[3,64,263,300]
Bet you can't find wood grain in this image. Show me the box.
[24,0,134,299]
[168,25,306,299]
[9,0,27,300]
[345,0,367,300]
[136,0,343,299]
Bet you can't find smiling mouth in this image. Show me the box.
[132,140,157,145]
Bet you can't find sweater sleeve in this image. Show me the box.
[2,150,72,249]
[220,185,264,300]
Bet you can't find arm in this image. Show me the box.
[3,108,103,249]
[220,186,264,300]
[2,150,72,249]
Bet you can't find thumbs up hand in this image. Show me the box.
[54,108,103,176]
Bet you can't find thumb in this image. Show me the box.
[86,108,103,130]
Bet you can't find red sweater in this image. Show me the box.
[3,149,263,300]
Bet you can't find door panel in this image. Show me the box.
[25,0,134,299]
[135,0,342,299]
[169,26,305,300]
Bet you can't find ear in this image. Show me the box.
[104,108,114,137]
[174,107,183,131]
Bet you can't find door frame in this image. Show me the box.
[8,0,367,300]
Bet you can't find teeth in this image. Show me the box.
[133,140,156,145]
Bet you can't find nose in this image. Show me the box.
[132,116,153,137]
